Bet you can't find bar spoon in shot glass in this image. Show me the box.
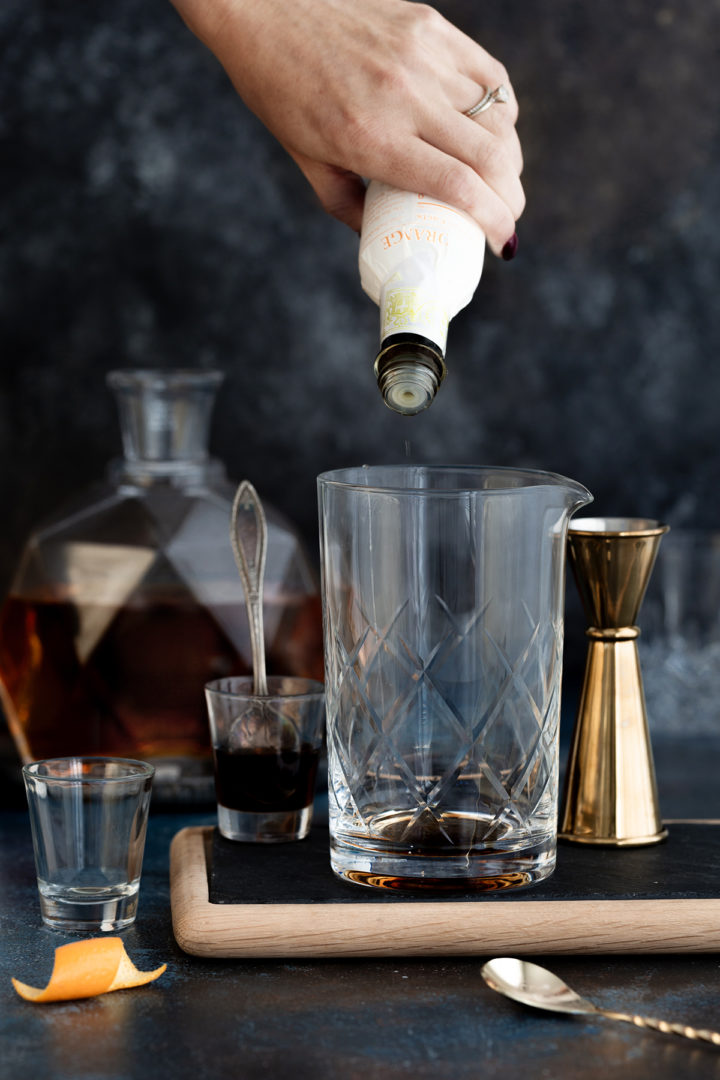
[481,958,720,1047]
[231,480,268,697]
[211,480,325,842]
[228,479,275,745]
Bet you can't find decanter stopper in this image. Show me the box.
[108,369,224,475]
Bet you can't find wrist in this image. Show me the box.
[169,0,251,51]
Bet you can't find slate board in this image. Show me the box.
[208,821,720,905]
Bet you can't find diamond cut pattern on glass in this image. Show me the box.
[328,590,562,847]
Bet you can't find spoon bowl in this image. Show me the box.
[482,958,597,1015]
[481,958,720,1046]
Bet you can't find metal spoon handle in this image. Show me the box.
[230,480,268,696]
[602,1009,720,1047]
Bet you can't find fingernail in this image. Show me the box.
[501,232,518,261]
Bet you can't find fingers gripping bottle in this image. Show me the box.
[359,181,485,414]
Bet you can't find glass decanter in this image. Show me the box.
[0,370,323,801]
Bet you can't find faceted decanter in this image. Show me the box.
[0,370,323,800]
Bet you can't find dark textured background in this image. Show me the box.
[2,0,720,702]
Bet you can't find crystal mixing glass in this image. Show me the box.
[318,466,591,891]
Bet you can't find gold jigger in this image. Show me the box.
[559,517,669,846]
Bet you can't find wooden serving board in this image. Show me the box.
[170,821,720,958]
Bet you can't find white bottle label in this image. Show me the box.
[359,182,485,351]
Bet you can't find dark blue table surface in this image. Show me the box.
[3,736,720,1080]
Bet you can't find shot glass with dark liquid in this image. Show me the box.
[205,676,325,842]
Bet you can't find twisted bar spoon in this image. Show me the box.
[482,958,720,1047]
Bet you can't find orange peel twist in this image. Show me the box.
[12,937,166,1003]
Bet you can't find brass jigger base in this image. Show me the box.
[558,831,668,847]
[559,518,669,848]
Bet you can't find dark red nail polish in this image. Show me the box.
[501,233,518,261]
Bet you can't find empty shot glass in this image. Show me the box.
[205,676,325,842]
[22,757,155,932]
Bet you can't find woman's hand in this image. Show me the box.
[170,0,524,256]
